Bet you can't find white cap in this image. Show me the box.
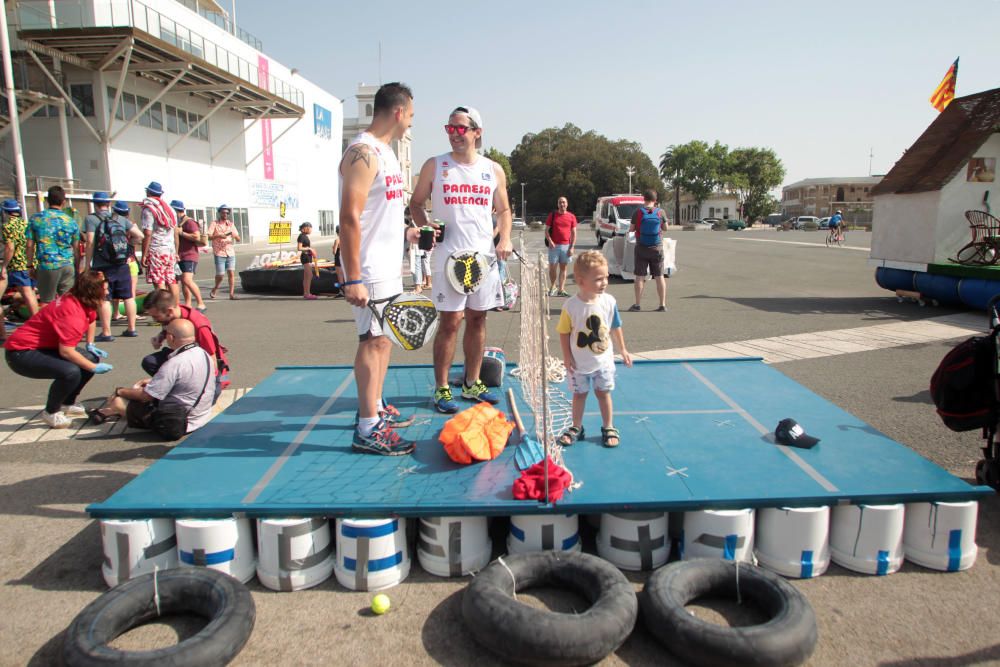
[452,106,483,148]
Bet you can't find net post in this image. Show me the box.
[538,251,550,504]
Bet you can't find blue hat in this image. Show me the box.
[1,198,21,213]
[112,201,129,215]
[93,191,112,204]
[169,199,185,211]
[146,181,164,196]
[217,203,231,212]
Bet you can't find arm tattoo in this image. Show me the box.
[348,145,372,168]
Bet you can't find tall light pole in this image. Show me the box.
[520,182,527,221]
[625,166,636,194]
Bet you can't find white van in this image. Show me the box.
[593,194,645,247]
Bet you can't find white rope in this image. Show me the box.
[734,560,742,606]
[153,565,162,617]
[497,556,517,599]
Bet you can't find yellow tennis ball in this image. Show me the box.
[371,593,391,615]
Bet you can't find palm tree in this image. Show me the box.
[660,146,681,224]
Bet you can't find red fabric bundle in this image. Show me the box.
[512,456,572,502]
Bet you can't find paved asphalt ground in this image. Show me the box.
[1,227,999,666]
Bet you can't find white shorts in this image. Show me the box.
[431,262,503,312]
[568,364,616,394]
[352,278,404,340]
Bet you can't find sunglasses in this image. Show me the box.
[444,124,475,136]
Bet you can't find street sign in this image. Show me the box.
[268,221,291,244]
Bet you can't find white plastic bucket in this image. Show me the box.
[682,509,755,562]
[100,518,178,587]
[596,512,670,571]
[904,501,978,572]
[334,518,409,591]
[175,517,256,583]
[256,518,336,591]
[754,507,831,578]
[830,504,904,575]
[417,516,491,577]
[507,514,581,554]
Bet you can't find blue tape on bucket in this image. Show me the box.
[180,548,235,565]
[800,550,814,579]
[343,551,403,572]
[509,523,526,542]
[723,534,737,561]
[340,519,398,539]
[947,529,962,572]
[562,533,579,550]
[876,549,890,576]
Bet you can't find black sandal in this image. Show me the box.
[558,425,584,446]
[601,426,620,448]
[87,407,117,425]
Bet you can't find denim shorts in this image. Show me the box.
[214,255,236,274]
[568,364,616,394]
[178,259,198,274]
[548,244,571,264]
[7,270,35,288]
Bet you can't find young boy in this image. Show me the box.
[556,250,632,448]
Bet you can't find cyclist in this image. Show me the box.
[827,209,845,245]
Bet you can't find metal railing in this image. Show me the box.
[172,0,262,50]
[15,0,302,108]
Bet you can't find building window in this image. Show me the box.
[165,105,178,133]
[709,207,715,217]
[365,103,373,117]
[723,207,729,218]
[69,83,94,116]
[232,208,249,243]
[319,209,336,236]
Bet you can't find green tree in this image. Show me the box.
[509,124,661,219]
[721,147,785,222]
[659,140,727,217]
[484,147,515,191]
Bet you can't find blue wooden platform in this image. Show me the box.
[87,359,992,519]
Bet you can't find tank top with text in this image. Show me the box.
[430,153,497,272]
[343,132,406,285]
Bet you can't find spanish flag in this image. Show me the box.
[929,58,959,112]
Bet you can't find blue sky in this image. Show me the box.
[231,0,999,187]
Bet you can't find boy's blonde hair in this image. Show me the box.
[573,250,607,279]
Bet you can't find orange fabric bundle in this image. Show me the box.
[439,402,515,465]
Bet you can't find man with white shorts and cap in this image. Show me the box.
[339,82,420,455]
[410,105,513,413]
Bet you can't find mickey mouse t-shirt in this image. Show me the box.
[556,293,622,374]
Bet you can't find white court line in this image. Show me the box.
[682,362,839,492]
[729,237,870,252]
[242,373,355,503]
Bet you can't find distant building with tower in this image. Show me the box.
[341,83,413,203]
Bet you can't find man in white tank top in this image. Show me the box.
[409,106,513,414]
[339,82,421,456]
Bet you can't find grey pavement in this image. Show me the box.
[1,228,999,665]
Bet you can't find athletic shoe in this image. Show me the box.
[434,386,459,414]
[381,403,414,428]
[61,403,87,417]
[94,334,115,342]
[41,410,71,429]
[352,419,415,456]
[557,290,570,297]
[462,379,500,405]
[548,287,557,297]
[655,305,667,312]
[627,304,640,312]
[121,329,138,337]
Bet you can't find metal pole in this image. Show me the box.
[1,0,29,211]
[538,251,550,503]
[47,1,72,183]
[520,182,526,222]
[626,165,635,194]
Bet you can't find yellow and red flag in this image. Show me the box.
[929,58,959,112]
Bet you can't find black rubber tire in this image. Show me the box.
[641,559,817,667]
[64,567,255,667]
[462,551,637,666]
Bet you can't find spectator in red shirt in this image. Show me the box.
[171,200,208,311]
[544,196,577,297]
[140,288,223,403]
[3,270,113,428]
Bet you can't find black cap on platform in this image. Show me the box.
[775,418,820,449]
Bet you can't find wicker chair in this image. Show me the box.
[953,210,1000,265]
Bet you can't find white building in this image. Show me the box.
[675,189,740,222]
[2,0,343,241]
[342,83,413,202]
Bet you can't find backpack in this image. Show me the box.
[637,207,663,246]
[930,331,999,431]
[180,306,232,388]
[95,212,130,265]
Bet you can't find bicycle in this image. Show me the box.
[825,227,845,247]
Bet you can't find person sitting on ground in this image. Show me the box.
[141,288,225,403]
[557,251,632,448]
[298,222,319,300]
[89,318,214,439]
[3,270,113,429]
